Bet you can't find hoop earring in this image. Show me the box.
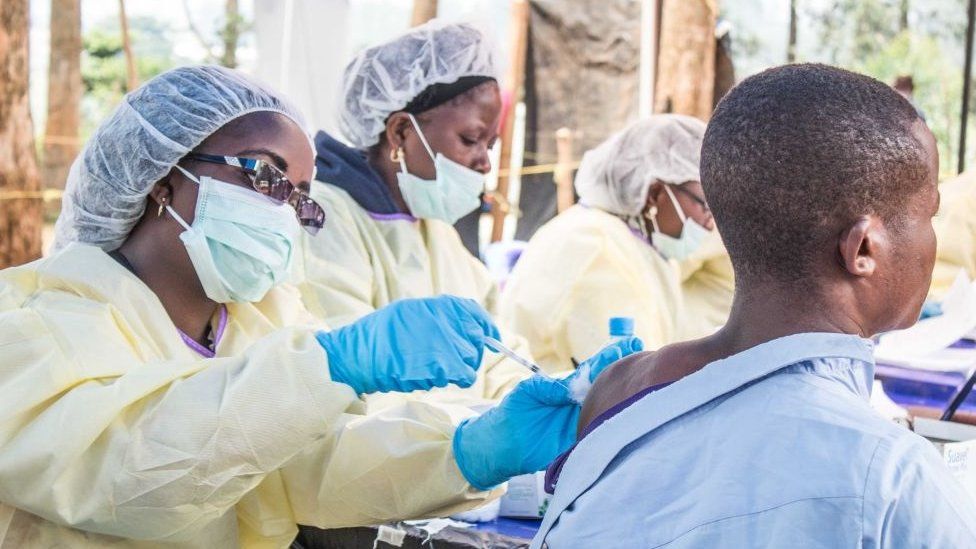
[390,147,404,163]
[157,198,166,218]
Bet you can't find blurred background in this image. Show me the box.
[2,0,974,267]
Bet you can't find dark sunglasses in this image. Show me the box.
[185,153,325,235]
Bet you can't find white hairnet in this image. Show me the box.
[339,19,499,148]
[575,114,706,217]
[54,65,309,251]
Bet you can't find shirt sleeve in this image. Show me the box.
[861,432,976,548]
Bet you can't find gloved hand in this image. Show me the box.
[453,336,643,490]
[316,296,500,394]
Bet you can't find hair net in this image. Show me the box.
[339,18,499,148]
[575,114,706,218]
[54,65,309,251]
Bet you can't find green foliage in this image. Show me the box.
[855,31,963,177]
[80,16,179,138]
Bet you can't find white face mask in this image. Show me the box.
[395,113,485,224]
[168,166,301,303]
[649,184,710,261]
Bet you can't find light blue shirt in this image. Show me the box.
[534,333,976,548]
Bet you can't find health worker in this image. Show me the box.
[0,65,639,548]
[297,20,534,400]
[500,115,714,373]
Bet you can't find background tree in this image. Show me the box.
[655,0,719,119]
[0,0,42,267]
[43,0,83,201]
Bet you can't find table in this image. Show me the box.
[293,518,540,548]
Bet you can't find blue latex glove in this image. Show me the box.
[316,296,500,394]
[453,336,643,490]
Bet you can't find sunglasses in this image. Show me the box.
[185,153,325,235]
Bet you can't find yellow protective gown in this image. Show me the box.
[0,244,499,548]
[679,229,735,338]
[297,182,529,402]
[498,205,684,374]
[931,171,976,298]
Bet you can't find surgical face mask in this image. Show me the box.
[648,184,710,261]
[168,166,301,303]
[395,113,485,224]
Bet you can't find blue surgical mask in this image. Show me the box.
[168,166,300,303]
[649,184,710,261]
[395,113,485,224]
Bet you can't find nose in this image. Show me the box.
[473,147,491,175]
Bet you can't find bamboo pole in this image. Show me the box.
[411,0,438,26]
[554,128,576,213]
[118,0,137,91]
[490,0,530,242]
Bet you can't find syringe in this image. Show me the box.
[483,336,552,379]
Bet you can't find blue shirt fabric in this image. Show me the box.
[533,333,976,548]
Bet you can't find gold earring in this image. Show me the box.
[390,147,404,163]
[157,199,166,218]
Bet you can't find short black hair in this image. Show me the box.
[701,63,929,284]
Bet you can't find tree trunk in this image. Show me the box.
[43,0,81,196]
[0,0,43,267]
[654,0,717,120]
[221,0,240,68]
[900,0,909,32]
[410,0,437,26]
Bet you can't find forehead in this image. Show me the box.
[422,82,502,127]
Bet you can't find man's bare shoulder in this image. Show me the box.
[578,340,713,434]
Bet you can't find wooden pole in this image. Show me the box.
[639,0,659,118]
[655,0,717,119]
[411,0,438,26]
[961,0,975,174]
[43,0,82,195]
[118,0,138,91]
[491,0,530,242]
[0,0,43,267]
[554,128,575,213]
[787,0,798,63]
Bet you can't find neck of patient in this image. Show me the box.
[716,279,871,357]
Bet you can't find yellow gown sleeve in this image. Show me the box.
[932,179,976,299]
[0,297,497,545]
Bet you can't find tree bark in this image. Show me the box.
[411,0,437,27]
[655,0,717,120]
[43,0,81,194]
[221,0,240,68]
[0,0,43,267]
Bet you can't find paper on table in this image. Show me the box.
[875,271,976,372]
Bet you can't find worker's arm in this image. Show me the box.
[0,302,355,542]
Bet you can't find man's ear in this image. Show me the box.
[838,215,885,277]
[384,112,413,152]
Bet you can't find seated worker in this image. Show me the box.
[499,115,714,373]
[930,169,976,298]
[534,64,976,547]
[298,19,529,399]
[0,66,640,547]
[679,229,735,338]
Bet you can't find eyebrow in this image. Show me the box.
[235,148,288,172]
